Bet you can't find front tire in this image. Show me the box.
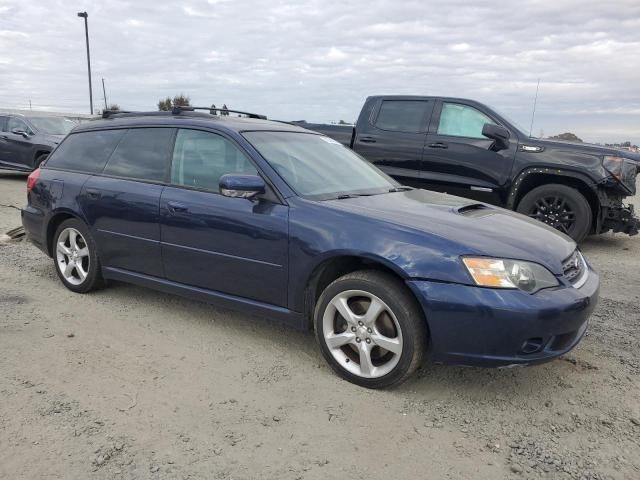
[516,184,592,242]
[314,270,427,389]
[53,219,104,293]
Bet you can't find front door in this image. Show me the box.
[160,128,289,307]
[423,101,517,204]
[3,117,34,169]
[352,99,433,187]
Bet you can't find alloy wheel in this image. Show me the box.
[56,227,90,286]
[322,290,403,379]
[527,195,576,234]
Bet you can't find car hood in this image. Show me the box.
[323,189,575,274]
[41,133,66,145]
[533,137,639,160]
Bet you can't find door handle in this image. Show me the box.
[428,142,448,149]
[359,137,377,143]
[85,188,101,198]
[167,201,189,214]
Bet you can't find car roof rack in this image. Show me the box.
[101,107,267,120]
[172,106,267,119]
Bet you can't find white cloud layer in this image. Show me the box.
[0,0,639,143]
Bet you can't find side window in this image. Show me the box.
[374,100,430,133]
[437,103,495,139]
[45,129,126,173]
[170,129,257,192]
[103,128,174,182]
[0,116,7,132]
[8,117,32,134]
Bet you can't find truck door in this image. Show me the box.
[353,99,433,187]
[423,100,517,204]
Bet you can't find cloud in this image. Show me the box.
[0,0,638,143]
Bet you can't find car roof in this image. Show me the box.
[72,112,315,135]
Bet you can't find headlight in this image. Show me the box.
[462,257,559,293]
[603,156,637,195]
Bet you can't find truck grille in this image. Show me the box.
[562,250,587,287]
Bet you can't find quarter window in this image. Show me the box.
[170,129,257,192]
[374,100,430,133]
[45,129,126,173]
[102,128,174,182]
[437,103,495,139]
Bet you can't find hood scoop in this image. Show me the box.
[457,203,494,217]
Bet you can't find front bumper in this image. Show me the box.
[407,268,599,367]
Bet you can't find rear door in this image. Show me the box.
[160,128,289,307]
[352,99,433,186]
[423,101,517,204]
[80,127,175,278]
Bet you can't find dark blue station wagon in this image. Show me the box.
[22,108,599,388]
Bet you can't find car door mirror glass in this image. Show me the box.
[482,123,510,151]
[219,174,266,199]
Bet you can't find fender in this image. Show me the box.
[506,166,600,210]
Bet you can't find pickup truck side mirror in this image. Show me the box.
[11,128,30,138]
[482,123,510,151]
[219,174,266,199]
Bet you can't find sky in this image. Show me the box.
[1,0,639,144]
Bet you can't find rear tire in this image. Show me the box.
[314,270,427,389]
[516,184,592,242]
[53,219,104,293]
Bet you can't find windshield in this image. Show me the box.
[243,131,398,199]
[28,117,77,135]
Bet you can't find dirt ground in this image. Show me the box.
[0,171,638,480]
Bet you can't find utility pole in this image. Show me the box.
[77,12,94,115]
[102,78,108,110]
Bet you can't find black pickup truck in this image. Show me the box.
[298,95,639,242]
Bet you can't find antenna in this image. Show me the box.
[529,78,540,137]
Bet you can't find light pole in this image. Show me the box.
[77,11,93,115]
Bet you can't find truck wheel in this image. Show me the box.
[34,153,48,169]
[516,184,592,242]
[314,270,427,389]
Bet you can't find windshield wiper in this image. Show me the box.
[388,186,413,192]
[335,193,376,199]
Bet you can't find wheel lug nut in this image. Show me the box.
[365,338,371,344]
[355,337,361,343]
[367,328,372,333]
[351,326,356,332]
[358,321,364,326]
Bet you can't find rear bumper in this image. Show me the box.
[407,268,599,367]
[21,205,48,255]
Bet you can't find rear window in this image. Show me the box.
[374,100,431,133]
[102,128,174,182]
[45,129,126,173]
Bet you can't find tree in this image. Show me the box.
[221,104,229,116]
[108,104,120,111]
[549,132,583,143]
[157,94,191,111]
[338,119,349,125]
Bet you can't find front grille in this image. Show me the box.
[562,250,587,286]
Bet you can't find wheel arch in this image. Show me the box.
[508,168,601,233]
[302,252,420,330]
[46,210,84,257]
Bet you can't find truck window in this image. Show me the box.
[437,103,495,139]
[374,100,430,133]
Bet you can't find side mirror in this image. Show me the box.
[482,123,510,151]
[11,128,29,138]
[219,174,266,199]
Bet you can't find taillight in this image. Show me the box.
[27,167,41,193]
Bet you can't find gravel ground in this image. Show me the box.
[0,171,639,480]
